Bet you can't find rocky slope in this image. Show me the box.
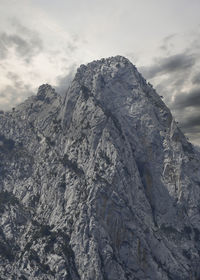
[0,56,200,279]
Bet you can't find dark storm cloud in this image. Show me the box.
[139,32,200,145]
[180,114,200,131]
[173,88,200,109]
[167,86,200,144]
[140,53,196,79]
[171,88,200,144]
[0,24,43,63]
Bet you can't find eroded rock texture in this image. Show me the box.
[0,56,200,279]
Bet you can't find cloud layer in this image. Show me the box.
[140,53,196,80]
[0,18,84,110]
[0,32,43,63]
[139,31,200,145]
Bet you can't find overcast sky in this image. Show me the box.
[1,0,200,144]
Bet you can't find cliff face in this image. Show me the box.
[0,56,200,279]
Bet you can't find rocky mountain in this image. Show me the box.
[0,56,200,279]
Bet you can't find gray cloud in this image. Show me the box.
[159,34,177,53]
[180,114,200,132]
[140,53,196,80]
[173,88,200,109]
[192,72,200,84]
[6,71,32,93]
[0,23,43,63]
[139,32,200,145]
[168,106,200,144]
[0,18,81,111]
[55,64,77,95]
[170,87,200,144]
[7,71,25,88]
[0,70,35,110]
[0,83,34,110]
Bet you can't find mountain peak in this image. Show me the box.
[36,83,57,101]
[62,55,167,130]
[0,56,200,279]
[75,55,138,85]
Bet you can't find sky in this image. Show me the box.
[0,0,200,145]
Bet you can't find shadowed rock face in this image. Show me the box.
[0,56,200,279]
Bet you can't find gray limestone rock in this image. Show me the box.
[0,56,200,279]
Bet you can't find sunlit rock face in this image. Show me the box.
[0,56,200,279]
